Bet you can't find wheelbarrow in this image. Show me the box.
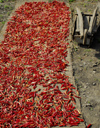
[71,6,100,46]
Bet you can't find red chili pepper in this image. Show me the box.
[87,124,92,128]
[59,123,66,126]
[74,95,81,98]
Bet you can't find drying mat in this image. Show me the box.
[0,0,85,128]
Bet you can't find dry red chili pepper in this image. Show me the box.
[87,124,92,128]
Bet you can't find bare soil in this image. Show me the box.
[0,0,16,31]
[0,0,100,128]
[72,30,100,128]
[70,0,100,128]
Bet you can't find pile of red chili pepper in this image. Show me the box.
[0,1,84,128]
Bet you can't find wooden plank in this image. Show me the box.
[76,15,79,32]
[76,7,84,37]
[74,35,81,37]
[88,7,98,34]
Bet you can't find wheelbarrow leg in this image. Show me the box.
[76,7,84,38]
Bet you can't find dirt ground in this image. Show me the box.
[70,1,100,128]
[72,28,100,128]
[0,0,16,31]
[0,0,100,128]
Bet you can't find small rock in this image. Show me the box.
[92,83,96,86]
[80,65,83,67]
[84,85,87,89]
[83,62,86,65]
[86,104,92,107]
[93,71,96,74]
